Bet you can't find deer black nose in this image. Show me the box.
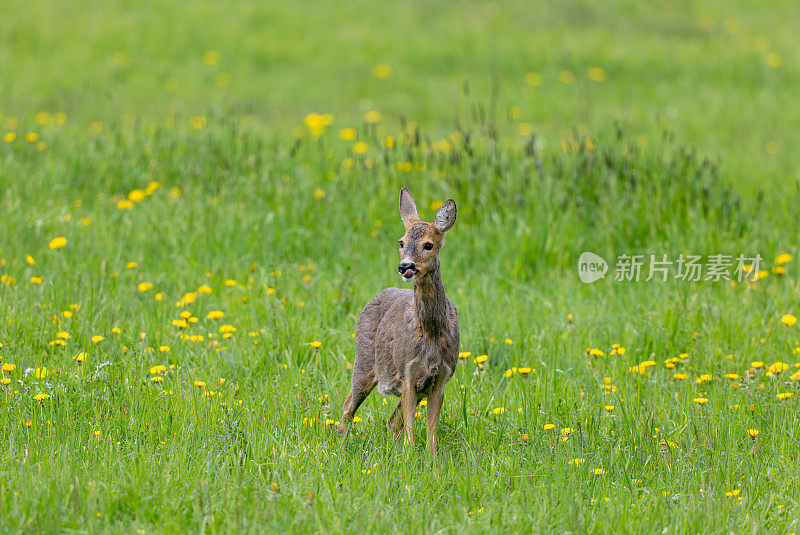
[398,262,416,274]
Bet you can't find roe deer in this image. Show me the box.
[337,187,459,454]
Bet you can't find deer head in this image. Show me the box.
[397,187,457,282]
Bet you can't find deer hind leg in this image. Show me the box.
[337,376,376,435]
[387,400,403,434]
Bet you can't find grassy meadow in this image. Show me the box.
[2,0,800,533]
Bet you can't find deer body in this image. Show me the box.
[338,188,459,453]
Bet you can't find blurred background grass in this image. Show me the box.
[2,0,799,192]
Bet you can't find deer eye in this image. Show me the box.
[399,241,404,248]
[423,242,434,251]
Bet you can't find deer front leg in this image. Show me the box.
[401,379,417,454]
[425,375,446,455]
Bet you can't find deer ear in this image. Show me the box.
[399,187,420,227]
[434,199,457,233]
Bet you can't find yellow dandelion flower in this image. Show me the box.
[304,113,333,136]
[26,255,35,266]
[693,397,709,405]
[353,141,368,154]
[524,72,542,87]
[594,468,606,475]
[138,282,153,292]
[224,279,236,287]
[151,376,163,383]
[1,363,16,372]
[458,351,471,360]
[492,407,505,414]
[30,276,43,285]
[194,381,206,387]
[48,237,67,250]
[777,392,793,400]
[605,405,615,412]
[364,111,381,124]
[91,335,104,344]
[766,53,781,68]
[117,199,133,210]
[73,353,86,363]
[543,424,554,431]
[207,310,224,320]
[568,458,585,465]
[748,429,759,438]
[339,127,357,141]
[768,362,790,374]
[202,50,220,66]
[372,64,392,79]
[190,116,207,130]
[33,393,49,401]
[781,314,797,327]
[775,253,791,265]
[752,361,764,369]
[587,67,606,82]
[474,354,488,365]
[128,189,145,202]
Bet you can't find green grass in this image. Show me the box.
[2,1,800,533]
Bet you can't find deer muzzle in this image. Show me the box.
[398,262,418,280]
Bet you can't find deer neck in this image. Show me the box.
[413,260,448,339]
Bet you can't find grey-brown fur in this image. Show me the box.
[337,187,459,454]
